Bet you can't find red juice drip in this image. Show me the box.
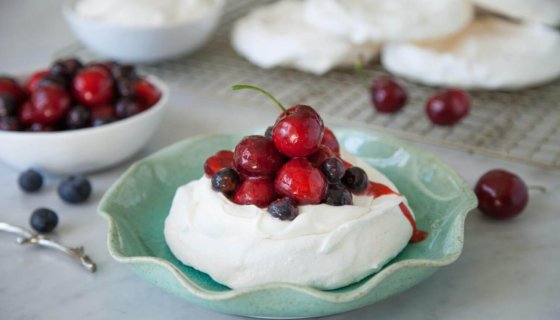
[366,182,427,243]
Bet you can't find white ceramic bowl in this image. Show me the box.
[0,75,168,175]
[62,0,224,63]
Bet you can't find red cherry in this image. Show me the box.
[234,135,287,177]
[0,77,26,103]
[135,79,161,110]
[426,89,470,126]
[474,169,528,219]
[321,127,340,155]
[72,66,115,108]
[19,101,38,126]
[31,85,71,125]
[272,105,324,158]
[233,176,277,208]
[275,158,328,205]
[370,76,407,113]
[204,150,234,177]
[25,70,49,94]
[308,145,337,167]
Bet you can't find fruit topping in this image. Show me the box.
[72,66,115,107]
[321,127,340,155]
[58,175,92,204]
[18,101,37,126]
[25,70,49,93]
[268,197,299,221]
[66,105,91,129]
[275,158,328,205]
[426,88,470,126]
[474,169,528,219]
[370,76,407,113]
[272,104,324,157]
[320,157,345,183]
[135,78,161,110]
[234,135,287,177]
[31,85,71,125]
[323,183,353,206]
[30,208,58,233]
[233,176,276,208]
[308,145,337,168]
[264,126,273,140]
[211,168,241,194]
[114,98,140,119]
[18,169,43,193]
[342,167,369,194]
[204,150,235,177]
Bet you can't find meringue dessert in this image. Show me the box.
[164,86,426,290]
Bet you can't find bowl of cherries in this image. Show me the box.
[0,57,168,174]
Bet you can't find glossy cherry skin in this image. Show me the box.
[321,127,340,155]
[19,101,37,126]
[234,135,287,177]
[275,158,328,205]
[0,77,26,103]
[474,169,528,219]
[90,104,116,127]
[72,66,115,108]
[204,150,234,177]
[233,176,277,208]
[308,145,336,168]
[135,79,161,110]
[25,70,49,94]
[272,105,324,158]
[426,89,470,126]
[31,85,71,125]
[370,76,407,113]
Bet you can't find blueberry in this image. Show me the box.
[320,157,345,183]
[264,126,273,140]
[111,64,136,80]
[114,98,140,119]
[116,77,136,98]
[342,167,369,194]
[0,94,17,117]
[0,116,20,131]
[268,197,299,221]
[50,57,83,79]
[18,169,44,192]
[66,105,91,129]
[27,123,55,132]
[37,74,69,89]
[30,208,58,233]
[58,175,92,204]
[323,183,353,206]
[211,168,240,193]
[91,115,116,127]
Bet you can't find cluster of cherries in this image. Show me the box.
[370,76,470,126]
[0,57,161,132]
[204,86,370,221]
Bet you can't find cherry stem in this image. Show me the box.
[353,56,368,89]
[232,84,287,114]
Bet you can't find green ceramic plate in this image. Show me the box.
[99,127,477,318]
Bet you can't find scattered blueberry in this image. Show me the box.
[268,197,299,221]
[320,157,345,183]
[18,169,44,193]
[30,208,58,233]
[323,183,353,206]
[58,175,92,204]
[211,168,240,193]
[342,167,369,194]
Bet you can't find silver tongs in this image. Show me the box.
[0,222,97,273]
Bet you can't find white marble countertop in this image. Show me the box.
[1,1,559,319]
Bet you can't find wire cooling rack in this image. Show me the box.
[56,0,560,169]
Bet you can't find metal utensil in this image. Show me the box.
[0,222,97,273]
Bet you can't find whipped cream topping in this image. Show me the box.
[231,0,379,75]
[164,152,413,289]
[74,0,214,27]
[304,0,473,43]
[382,16,560,90]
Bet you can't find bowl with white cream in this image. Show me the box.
[63,0,224,63]
[99,127,477,318]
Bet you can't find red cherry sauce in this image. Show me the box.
[366,181,428,243]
